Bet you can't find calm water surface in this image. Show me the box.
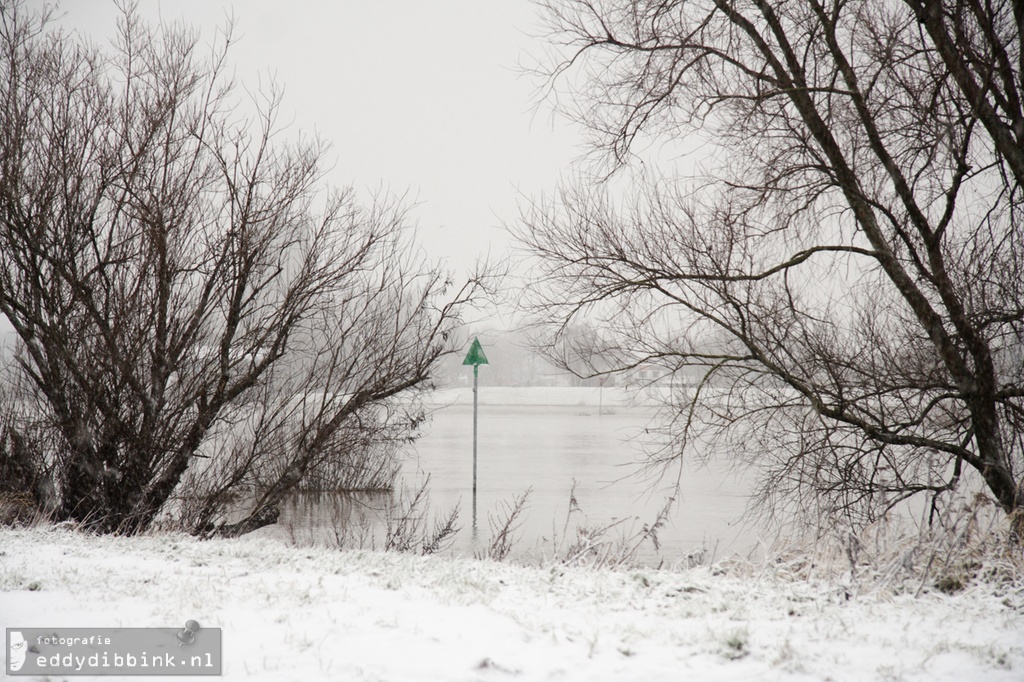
[277,401,759,564]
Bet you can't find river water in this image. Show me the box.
[275,389,760,565]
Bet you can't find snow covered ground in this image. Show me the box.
[1,526,1022,681]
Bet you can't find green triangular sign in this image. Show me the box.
[462,337,489,366]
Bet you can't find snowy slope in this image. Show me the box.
[1,526,1021,681]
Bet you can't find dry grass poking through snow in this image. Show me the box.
[747,494,1024,603]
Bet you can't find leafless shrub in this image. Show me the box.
[330,501,377,551]
[384,476,461,555]
[0,378,58,520]
[420,505,461,556]
[384,478,432,553]
[0,2,484,535]
[740,489,1023,599]
[0,491,38,527]
[538,481,677,569]
[479,488,532,562]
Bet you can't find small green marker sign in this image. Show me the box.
[462,337,489,366]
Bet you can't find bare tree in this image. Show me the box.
[519,0,1024,535]
[0,2,479,534]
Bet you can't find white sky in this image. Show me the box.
[51,0,584,279]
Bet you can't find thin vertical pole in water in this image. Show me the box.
[461,336,488,532]
[472,364,478,527]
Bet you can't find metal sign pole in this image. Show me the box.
[472,364,478,526]
[462,337,488,532]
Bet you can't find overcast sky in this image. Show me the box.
[52,0,584,281]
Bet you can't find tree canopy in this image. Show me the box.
[520,0,1024,534]
[0,2,478,534]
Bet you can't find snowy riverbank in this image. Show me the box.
[2,526,1022,681]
